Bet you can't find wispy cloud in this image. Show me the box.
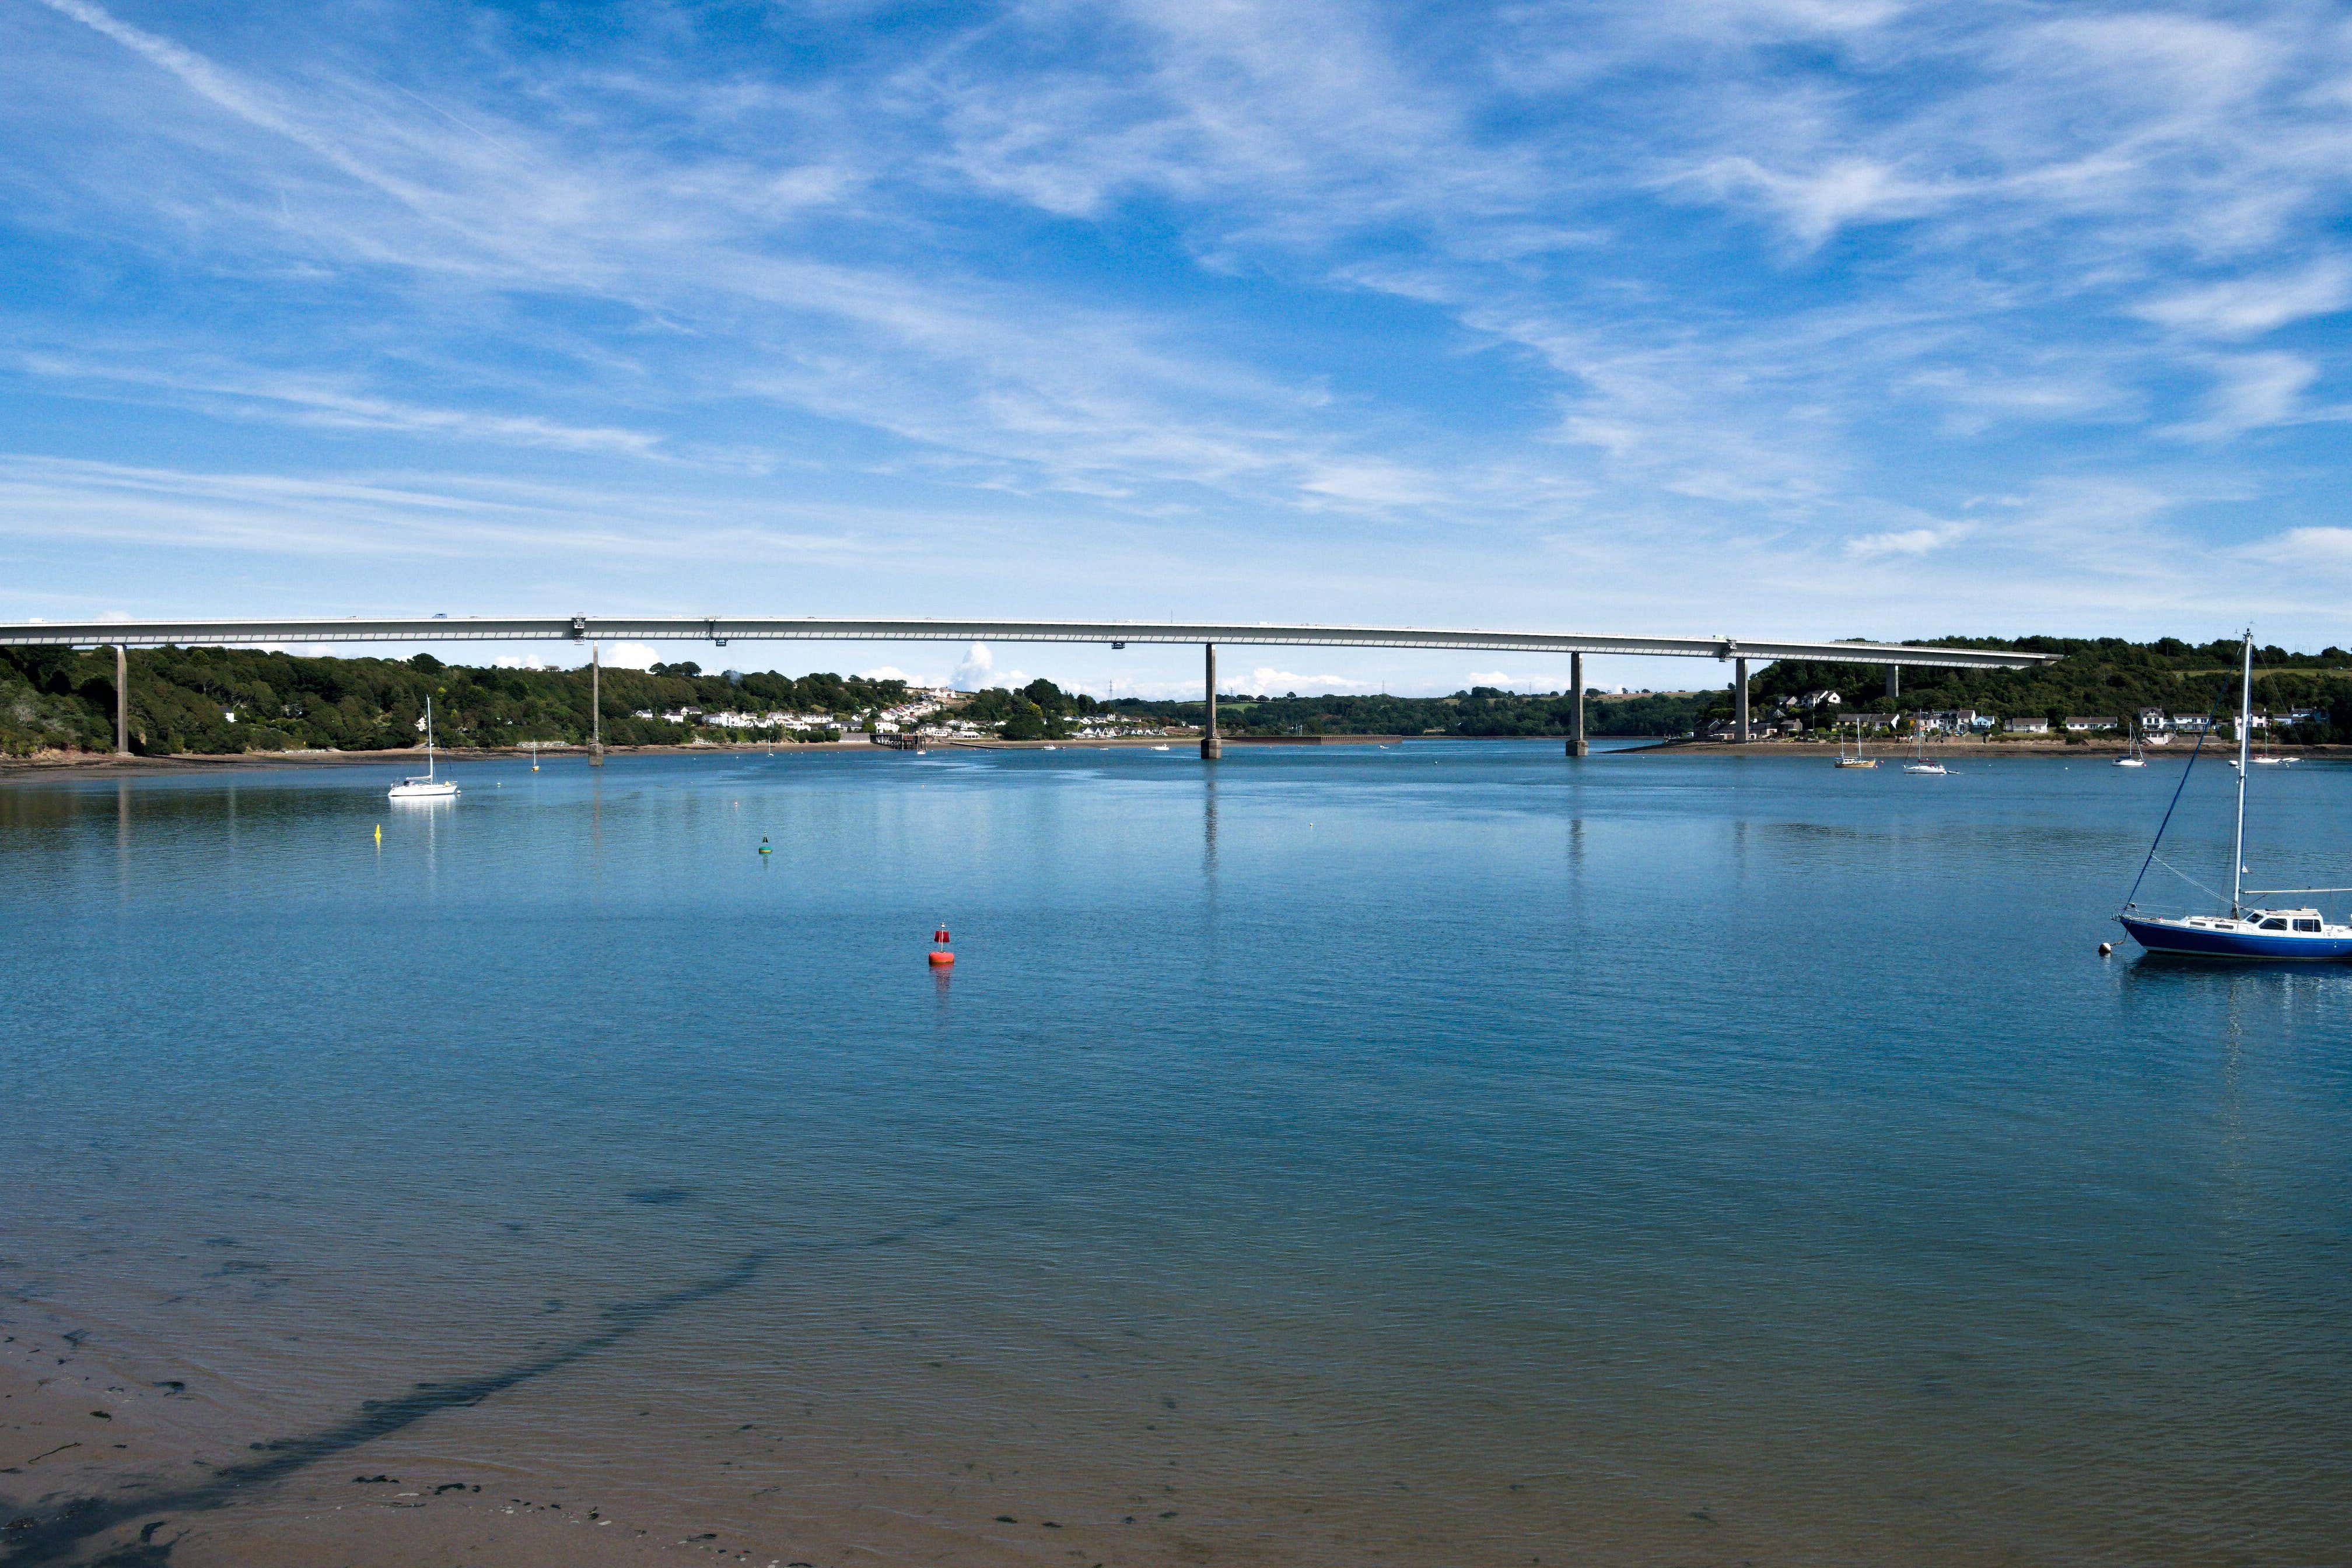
[2136,262,2351,338]
[3,0,2351,656]
[1846,523,1968,559]
[2167,353,2322,442]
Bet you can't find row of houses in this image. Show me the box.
[1779,699,2328,736]
[635,706,846,732]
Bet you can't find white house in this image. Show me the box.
[2064,716,2119,733]
[2007,715,2052,734]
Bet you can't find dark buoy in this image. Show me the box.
[2098,942,2113,956]
[758,836,772,856]
[929,925,955,966]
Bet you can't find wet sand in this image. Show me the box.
[1,1304,721,1567]
[1,1289,1646,1568]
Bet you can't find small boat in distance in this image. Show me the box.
[2253,729,2294,766]
[1834,720,1877,768]
[2115,736,2147,768]
[2116,631,2352,960]
[1902,715,1947,775]
[388,697,459,801]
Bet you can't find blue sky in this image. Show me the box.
[4,0,2349,695]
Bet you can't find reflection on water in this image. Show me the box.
[3,744,2350,1565]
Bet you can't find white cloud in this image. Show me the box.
[1225,666,1373,696]
[951,642,994,691]
[18,354,669,458]
[1298,459,1449,510]
[2136,262,2352,338]
[1847,523,1968,558]
[1692,156,1960,249]
[2167,353,2320,441]
[601,642,659,671]
[2243,527,2352,568]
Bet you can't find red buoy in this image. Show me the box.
[929,925,954,965]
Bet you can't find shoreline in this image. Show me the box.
[6,733,2340,782]
[1640,736,2350,758]
[0,734,1192,779]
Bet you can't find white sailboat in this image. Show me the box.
[2118,631,2352,959]
[2115,734,2147,768]
[1902,713,1947,775]
[1833,719,1877,768]
[389,697,459,800]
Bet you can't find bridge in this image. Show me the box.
[0,615,2057,761]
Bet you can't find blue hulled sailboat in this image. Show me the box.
[2116,631,2352,960]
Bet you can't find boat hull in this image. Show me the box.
[2118,915,2352,961]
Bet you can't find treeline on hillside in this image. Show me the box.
[0,646,913,757]
[1109,687,1707,737]
[1752,635,2352,743]
[1110,635,2352,742]
[959,678,1106,740]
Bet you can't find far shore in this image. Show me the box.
[1641,735,2349,758]
[6,731,2342,780]
[0,734,1194,779]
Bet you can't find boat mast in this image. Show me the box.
[425,695,437,781]
[2231,630,2251,915]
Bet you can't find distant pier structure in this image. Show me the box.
[0,617,2055,758]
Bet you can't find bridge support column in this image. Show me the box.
[1200,643,1222,760]
[1566,651,1588,756]
[113,644,129,756]
[590,641,604,766]
[1886,664,1899,702]
[1735,657,1750,743]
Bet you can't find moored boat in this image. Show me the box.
[2117,908,2352,959]
[1902,713,1946,775]
[1833,719,1876,768]
[2116,631,2351,961]
[388,697,459,800]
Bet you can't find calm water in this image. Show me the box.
[4,742,2349,1564]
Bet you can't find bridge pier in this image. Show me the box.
[590,640,604,765]
[1200,643,1222,760]
[1735,657,1750,743]
[1566,651,1588,756]
[113,643,129,756]
[1886,664,1899,702]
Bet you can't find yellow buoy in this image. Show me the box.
[373,824,382,844]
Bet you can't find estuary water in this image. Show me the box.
[3,741,2349,1566]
